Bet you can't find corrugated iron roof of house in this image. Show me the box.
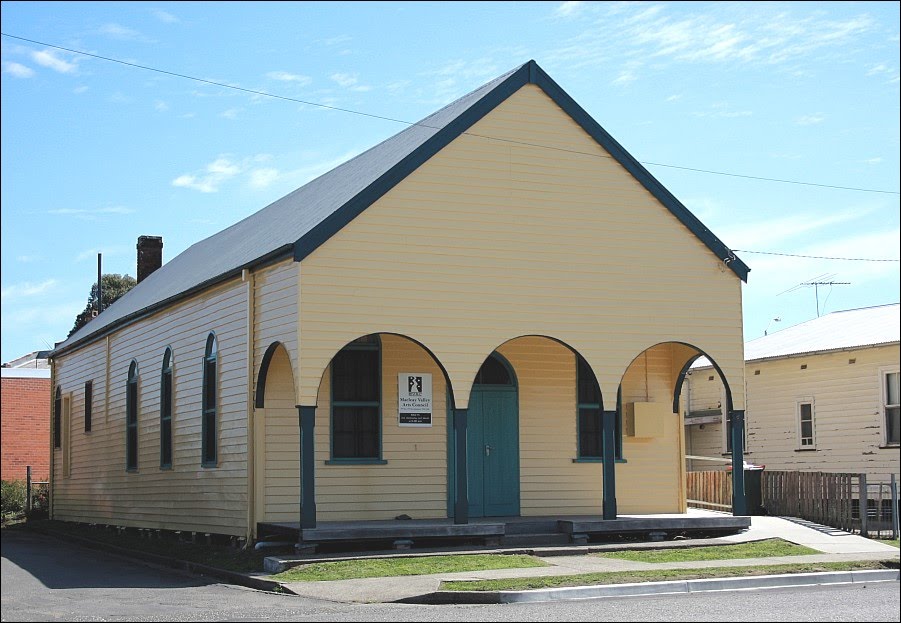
[1,350,51,369]
[690,303,900,369]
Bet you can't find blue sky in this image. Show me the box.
[2,1,899,364]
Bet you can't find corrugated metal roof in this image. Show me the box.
[692,303,899,368]
[55,65,523,354]
[744,303,900,361]
[53,60,749,356]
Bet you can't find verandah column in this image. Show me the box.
[454,407,469,524]
[730,409,747,516]
[298,405,317,529]
[602,409,618,520]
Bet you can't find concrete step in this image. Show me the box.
[501,533,571,547]
[504,520,560,535]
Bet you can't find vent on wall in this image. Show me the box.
[849,358,856,364]
[800,364,808,370]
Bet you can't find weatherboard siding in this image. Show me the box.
[744,345,899,482]
[297,84,745,417]
[313,334,448,521]
[51,279,251,535]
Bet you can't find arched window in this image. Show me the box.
[331,335,381,462]
[473,353,514,386]
[53,386,62,449]
[126,361,139,471]
[161,348,173,469]
[202,334,218,467]
[576,355,622,460]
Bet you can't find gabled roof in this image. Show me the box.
[691,303,900,368]
[744,303,900,362]
[54,60,748,357]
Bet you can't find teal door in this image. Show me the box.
[467,354,519,518]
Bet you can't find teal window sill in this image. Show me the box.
[572,458,628,464]
[325,459,388,465]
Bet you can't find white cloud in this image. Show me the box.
[220,108,242,120]
[73,85,89,94]
[692,102,752,119]
[795,113,825,125]
[31,49,77,74]
[329,72,372,92]
[155,100,170,112]
[49,206,136,218]
[152,9,179,23]
[0,279,58,302]
[16,255,42,263]
[718,209,873,250]
[665,94,682,102]
[2,61,34,78]
[172,157,242,193]
[266,70,312,85]
[555,1,585,18]
[864,157,883,165]
[98,23,145,40]
[249,168,280,188]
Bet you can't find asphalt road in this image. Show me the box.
[2,528,898,622]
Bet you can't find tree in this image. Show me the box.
[68,273,137,337]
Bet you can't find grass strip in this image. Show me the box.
[275,554,547,582]
[440,560,898,592]
[595,538,819,563]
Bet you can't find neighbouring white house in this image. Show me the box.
[684,303,900,484]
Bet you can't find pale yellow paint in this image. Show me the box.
[51,278,251,536]
[314,334,448,521]
[258,345,299,522]
[298,83,745,411]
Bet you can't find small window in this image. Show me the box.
[202,334,218,467]
[84,381,93,432]
[126,361,139,471]
[884,370,899,445]
[53,386,62,449]
[474,355,513,386]
[798,400,815,449]
[331,336,381,461]
[161,348,173,468]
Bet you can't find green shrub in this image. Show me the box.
[1,480,27,518]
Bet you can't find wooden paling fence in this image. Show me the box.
[762,470,856,533]
[687,470,732,511]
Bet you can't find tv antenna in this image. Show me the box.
[778,273,850,317]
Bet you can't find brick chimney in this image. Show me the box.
[136,236,163,283]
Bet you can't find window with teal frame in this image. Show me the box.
[201,334,218,467]
[576,355,622,460]
[330,335,382,462]
[126,361,139,471]
[160,347,173,468]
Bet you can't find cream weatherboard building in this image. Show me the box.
[49,61,751,542]
[684,304,900,483]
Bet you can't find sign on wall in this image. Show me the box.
[398,373,432,427]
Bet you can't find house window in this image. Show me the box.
[161,348,173,469]
[798,400,815,449]
[331,335,381,461]
[202,334,218,467]
[576,356,621,460]
[884,370,900,446]
[54,386,62,448]
[84,381,93,433]
[126,361,139,471]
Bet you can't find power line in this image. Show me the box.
[734,249,900,262]
[3,32,900,196]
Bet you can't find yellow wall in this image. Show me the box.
[298,83,745,412]
[313,334,449,521]
[52,279,250,536]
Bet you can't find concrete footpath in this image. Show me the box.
[266,514,899,604]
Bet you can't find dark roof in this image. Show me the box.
[53,60,749,357]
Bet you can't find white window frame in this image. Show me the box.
[880,367,900,447]
[796,397,816,450]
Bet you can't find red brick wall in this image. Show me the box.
[1,376,51,481]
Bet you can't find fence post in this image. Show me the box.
[858,473,868,537]
[26,466,32,514]
[891,474,899,540]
